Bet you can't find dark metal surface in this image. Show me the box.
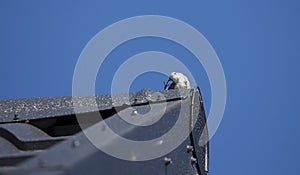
[0,123,66,149]
[0,88,208,175]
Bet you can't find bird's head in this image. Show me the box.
[169,72,181,83]
[164,72,190,90]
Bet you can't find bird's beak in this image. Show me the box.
[164,78,172,90]
[166,78,172,84]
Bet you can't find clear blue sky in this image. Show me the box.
[1,0,300,174]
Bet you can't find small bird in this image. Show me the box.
[164,72,191,90]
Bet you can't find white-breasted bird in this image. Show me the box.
[164,72,191,90]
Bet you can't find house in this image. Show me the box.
[0,87,209,175]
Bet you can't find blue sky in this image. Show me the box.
[1,0,300,174]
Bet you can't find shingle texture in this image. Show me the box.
[0,88,208,175]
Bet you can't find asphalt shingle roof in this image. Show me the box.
[0,88,208,175]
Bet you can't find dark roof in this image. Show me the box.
[0,88,209,175]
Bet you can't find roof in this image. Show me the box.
[0,88,209,175]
